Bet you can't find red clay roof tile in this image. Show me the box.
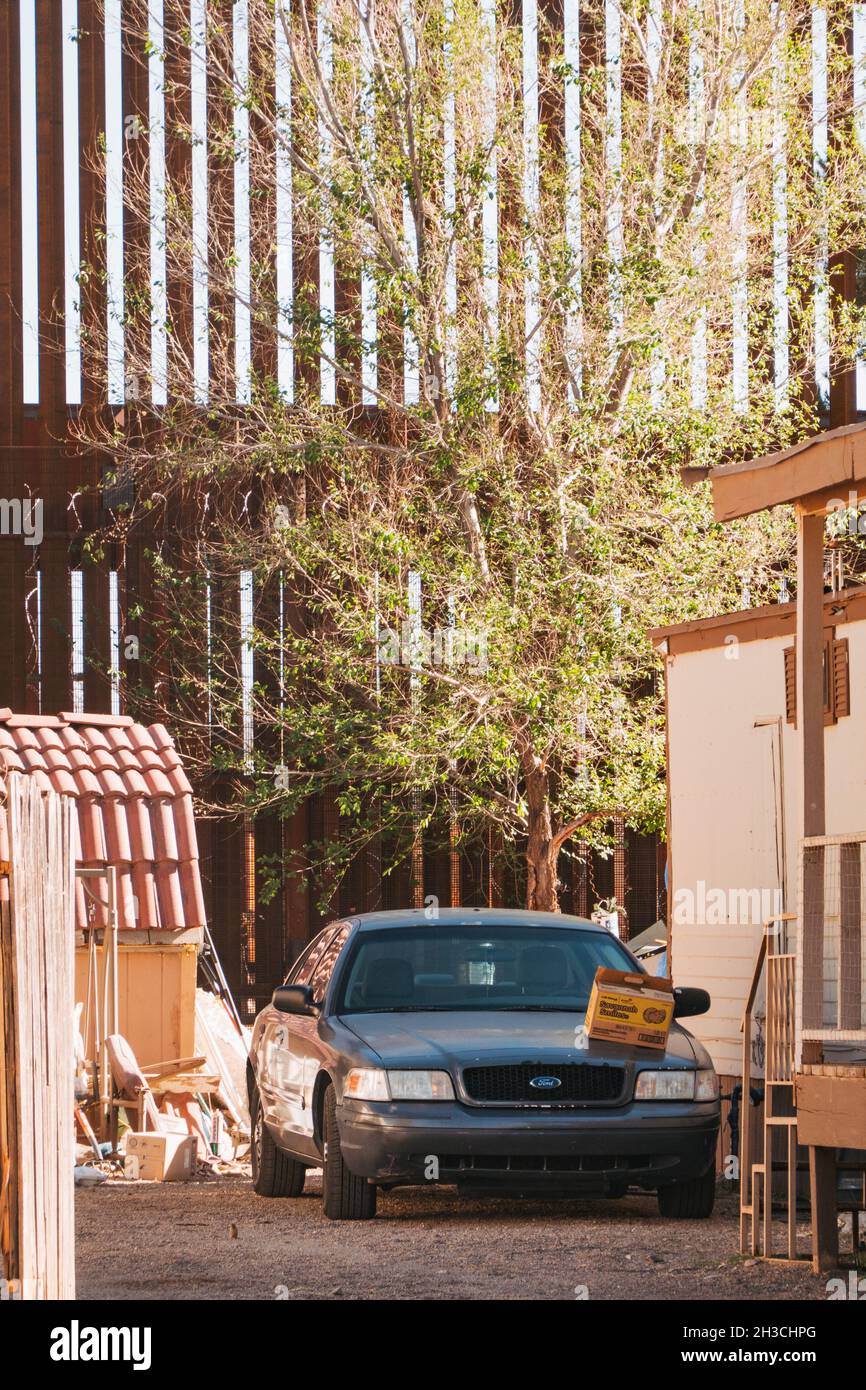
[49,768,79,798]
[73,767,102,798]
[143,768,174,798]
[60,712,134,727]
[155,863,185,927]
[120,768,149,799]
[6,714,65,728]
[0,711,206,933]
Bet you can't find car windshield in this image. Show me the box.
[336,924,636,1014]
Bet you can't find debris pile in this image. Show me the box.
[73,975,252,1184]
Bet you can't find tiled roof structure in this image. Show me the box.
[0,711,206,933]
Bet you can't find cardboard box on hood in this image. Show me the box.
[585,968,675,1051]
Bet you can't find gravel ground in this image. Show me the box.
[75,1172,831,1301]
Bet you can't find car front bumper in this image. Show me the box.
[338,1098,720,1192]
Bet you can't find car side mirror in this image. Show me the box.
[673,986,710,1019]
[272,984,319,1016]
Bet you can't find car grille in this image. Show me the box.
[461,1063,626,1105]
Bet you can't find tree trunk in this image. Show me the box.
[521,746,560,913]
[526,835,560,912]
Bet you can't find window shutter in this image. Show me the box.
[784,645,796,724]
[832,638,850,719]
[785,636,849,725]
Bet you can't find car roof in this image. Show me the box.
[341,908,609,933]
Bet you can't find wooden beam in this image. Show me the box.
[796,512,825,838]
[795,482,866,517]
[710,422,866,522]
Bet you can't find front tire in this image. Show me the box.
[251,1087,306,1198]
[322,1085,377,1220]
[657,1167,716,1219]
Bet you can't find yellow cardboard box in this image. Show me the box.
[585,967,675,1051]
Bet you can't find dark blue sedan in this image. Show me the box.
[248,909,719,1220]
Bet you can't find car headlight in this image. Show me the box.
[344,1069,455,1102]
[695,1068,719,1101]
[634,1068,719,1101]
[634,1070,696,1101]
[388,1070,454,1101]
[344,1068,390,1101]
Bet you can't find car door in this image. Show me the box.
[283,923,354,1145]
[258,927,337,1144]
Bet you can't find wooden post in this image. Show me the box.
[808,1145,839,1273]
[797,509,838,1271]
[795,510,826,838]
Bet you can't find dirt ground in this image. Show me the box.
[75,1172,832,1301]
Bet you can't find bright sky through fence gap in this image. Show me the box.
[276,0,295,403]
[62,0,82,405]
[19,1,39,404]
[105,0,125,405]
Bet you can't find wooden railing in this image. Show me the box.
[740,914,801,1261]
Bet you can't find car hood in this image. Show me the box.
[338,1010,698,1070]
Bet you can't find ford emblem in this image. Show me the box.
[529,1075,561,1090]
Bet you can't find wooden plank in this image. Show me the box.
[75,942,197,1065]
[795,1074,866,1148]
[0,899,20,1286]
[741,936,767,1033]
[142,1055,207,1078]
[752,1165,764,1257]
[740,982,753,1254]
[802,1063,866,1077]
[149,1073,221,1094]
[762,1087,772,1259]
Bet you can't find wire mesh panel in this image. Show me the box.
[840,841,863,1030]
[796,834,866,1065]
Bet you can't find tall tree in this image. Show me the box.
[79,0,865,910]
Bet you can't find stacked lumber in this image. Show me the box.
[0,775,76,1299]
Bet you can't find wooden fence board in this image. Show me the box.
[0,775,75,1299]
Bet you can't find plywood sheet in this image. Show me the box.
[75,943,197,1067]
[794,1073,866,1148]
